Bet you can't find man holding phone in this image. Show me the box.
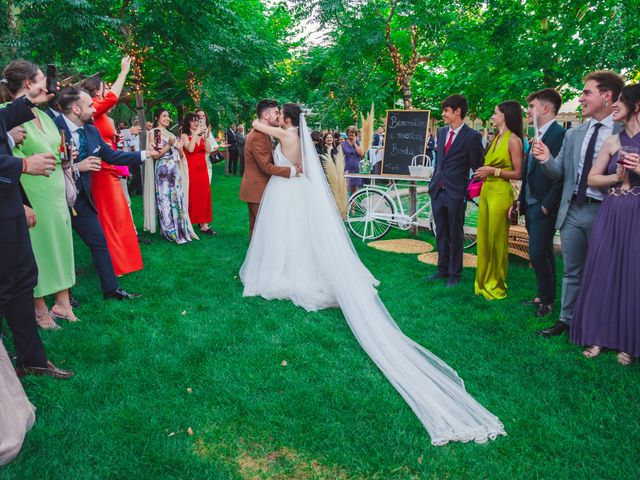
[1,89,73,379]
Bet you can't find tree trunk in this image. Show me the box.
[402,75,413,110]
[8,1,19,57]
[136,91,146,149]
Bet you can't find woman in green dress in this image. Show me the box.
[1,60,76,329]
[473,101,524,300]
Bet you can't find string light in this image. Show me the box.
[186,71,202,106]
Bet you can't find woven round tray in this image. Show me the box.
[417,252,478,268]
[368,239,434,254]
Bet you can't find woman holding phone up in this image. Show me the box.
[570,84,640,365]
[181,112,215,235]
[147,108,196,244]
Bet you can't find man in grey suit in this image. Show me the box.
[532,71,624,337]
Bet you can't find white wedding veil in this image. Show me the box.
[297,113,506,445]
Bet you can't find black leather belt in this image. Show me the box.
[571,194,601,204]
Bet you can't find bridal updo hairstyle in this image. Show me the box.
[281,103,302,127]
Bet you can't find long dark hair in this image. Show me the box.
[497,100,524,141]
[153,108,169,128]
[619,84,640,122]
[181,112,199,135]
[0,60,40,102]
[80,76,105,98]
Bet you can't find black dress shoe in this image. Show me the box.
[103,288,142,300]
[537,321,569,337]
[535,304,553,318]
[446,278,460,288]
[200,228,217,236]
[137,234,152,245]
[425,273,448,281]
[15,361,74,379]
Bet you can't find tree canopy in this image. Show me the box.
[1,0,638,127]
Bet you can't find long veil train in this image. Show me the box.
[241,115,506,445]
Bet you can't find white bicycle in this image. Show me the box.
[346,177,479,248]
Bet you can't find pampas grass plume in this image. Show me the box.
[322,149,348,219]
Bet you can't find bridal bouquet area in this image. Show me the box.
[3,166,637,480]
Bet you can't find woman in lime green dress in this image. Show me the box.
[473,101,524,300]
[2,61,76,328]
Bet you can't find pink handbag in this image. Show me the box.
[467,177,484,200]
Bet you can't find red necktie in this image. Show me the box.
[444,130,455,155]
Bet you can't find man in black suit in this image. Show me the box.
[236,124,246,176]
[516,89,566,318]
[226,123,239,175]
[0,94,73,379]
[428,95,484,286]
[54,87,156,300]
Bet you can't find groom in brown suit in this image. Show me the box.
[240,99,301,238]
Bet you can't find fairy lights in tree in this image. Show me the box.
[186,71,202,106]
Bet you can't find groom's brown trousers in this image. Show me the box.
[248,203,260,240]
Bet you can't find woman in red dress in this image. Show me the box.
[80,56,143,275]
[180,112,215,235]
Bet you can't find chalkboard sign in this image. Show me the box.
[381,110,430,176]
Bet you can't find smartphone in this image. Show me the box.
[46,64,57,95]
[154,129,162,148]
[199,118,206,129]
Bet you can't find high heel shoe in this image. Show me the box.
[617,351,634,366]
[35,309,60,330]
[50,303,80,323]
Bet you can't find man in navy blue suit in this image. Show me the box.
[54,87,157,300]
[0,92,73,379]
[428,95,484,287]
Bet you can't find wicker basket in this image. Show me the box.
[408,155,433,179]
[508,225,530,260]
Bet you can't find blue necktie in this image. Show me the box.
[77,127,88,160]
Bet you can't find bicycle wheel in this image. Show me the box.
[347,189,394,240]
[463,198,479,249]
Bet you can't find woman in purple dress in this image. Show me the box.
[341,125,364,193]
[571,84,640,365]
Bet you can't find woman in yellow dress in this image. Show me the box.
[474,101,523,300]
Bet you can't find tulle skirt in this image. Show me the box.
[0,344,35,465]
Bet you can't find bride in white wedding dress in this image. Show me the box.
[240,103,506,445]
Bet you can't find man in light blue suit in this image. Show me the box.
[532,71,624,337]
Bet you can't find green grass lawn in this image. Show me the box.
[3,163,639,479]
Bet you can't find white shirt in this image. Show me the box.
[62,114,147,161]
[538,118,555,139]
[573,114,614,200]
[444,124,463,150]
